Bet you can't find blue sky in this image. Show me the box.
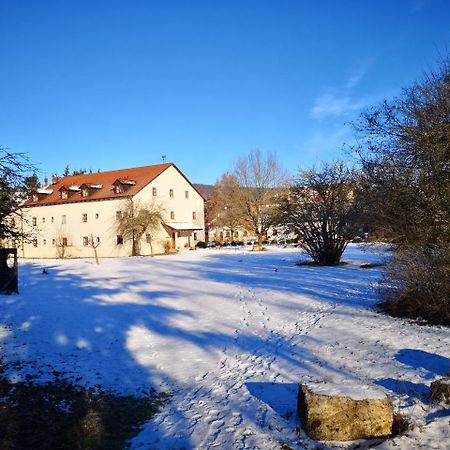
[1,0,448,184]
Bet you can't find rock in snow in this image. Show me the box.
[430,377,450,405]
[298,382,393,441]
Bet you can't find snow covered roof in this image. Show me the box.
[165,222,203,231]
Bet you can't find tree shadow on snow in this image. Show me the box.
[395,349,450,379]
[161,250,384,312]
[374,378,430,406]
[245,382,299,420]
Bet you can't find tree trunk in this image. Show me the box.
[93,246,99,265]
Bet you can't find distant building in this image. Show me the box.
[193,183,294,244]
[15,163,205,258]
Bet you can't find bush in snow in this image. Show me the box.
[378,245,450,325]
[279,161,358,266]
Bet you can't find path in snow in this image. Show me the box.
[137,278,336,449]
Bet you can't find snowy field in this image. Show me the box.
[1,244,449,449]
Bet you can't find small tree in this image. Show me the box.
[232,150,288,247]
[89,234,101,264]
[116,199,163,256]
[55,231,71,259]
[280,161,357,265]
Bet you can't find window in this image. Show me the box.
[226,231,231,237]
[95,213,99,219]
[52,239,56,245]
[170,211,175,220]
[146,233,152,243]
[96,237,100,244]
[43,239,47,245]
[185,190,189,199]
[11,218,15,228]
[83,236,89,246]
[32,217,37,226]
[81,188,88,197]
[117,235,124,245]
[61,215,66,224]
[61,190,68,199]
[152,187,157,196]
[32,194,38,202]
[115,185,123,194]
[42,217,45,223]
[192,212,196,220]
[169,189,174,198]
[51,217,54,223]
[116,211,122,220]
[62,237,68,247]
[32,239,38,247]
[82,213,87,223]
[194,232,198,240]
[243,231,248,237]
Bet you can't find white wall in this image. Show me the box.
[18,165,205,258]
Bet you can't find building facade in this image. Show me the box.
[15,163,205,258]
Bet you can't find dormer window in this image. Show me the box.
[113,179,135,194]
[79,183,102,198]
[30,188,53,203]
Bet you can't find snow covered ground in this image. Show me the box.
[1,244,449,449]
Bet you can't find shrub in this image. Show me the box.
[163,240,171,254]
[230,241,237,246]
[378,245,450,325]
[195,241,207,249]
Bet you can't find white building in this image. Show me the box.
[16,163,205,258]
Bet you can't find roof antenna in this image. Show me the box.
[161,155,166,162]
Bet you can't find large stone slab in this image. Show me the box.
[297,381,393,441]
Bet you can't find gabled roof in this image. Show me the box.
[23,163,174,207]
[194,183,214,200]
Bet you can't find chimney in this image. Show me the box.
[51,175,59,184]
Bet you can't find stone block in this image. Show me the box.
[297,382,393,441]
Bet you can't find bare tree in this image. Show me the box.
[232,150,288,247]
[352,58,450,246]
[0,147,35,243]
[280,161,357,265]
[116,199,163,256]
[207,173,246,242]
[353,57,450,324]
[55,230,71,259]
[89,234,101,264]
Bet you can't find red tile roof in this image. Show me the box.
[23,163,173,207]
